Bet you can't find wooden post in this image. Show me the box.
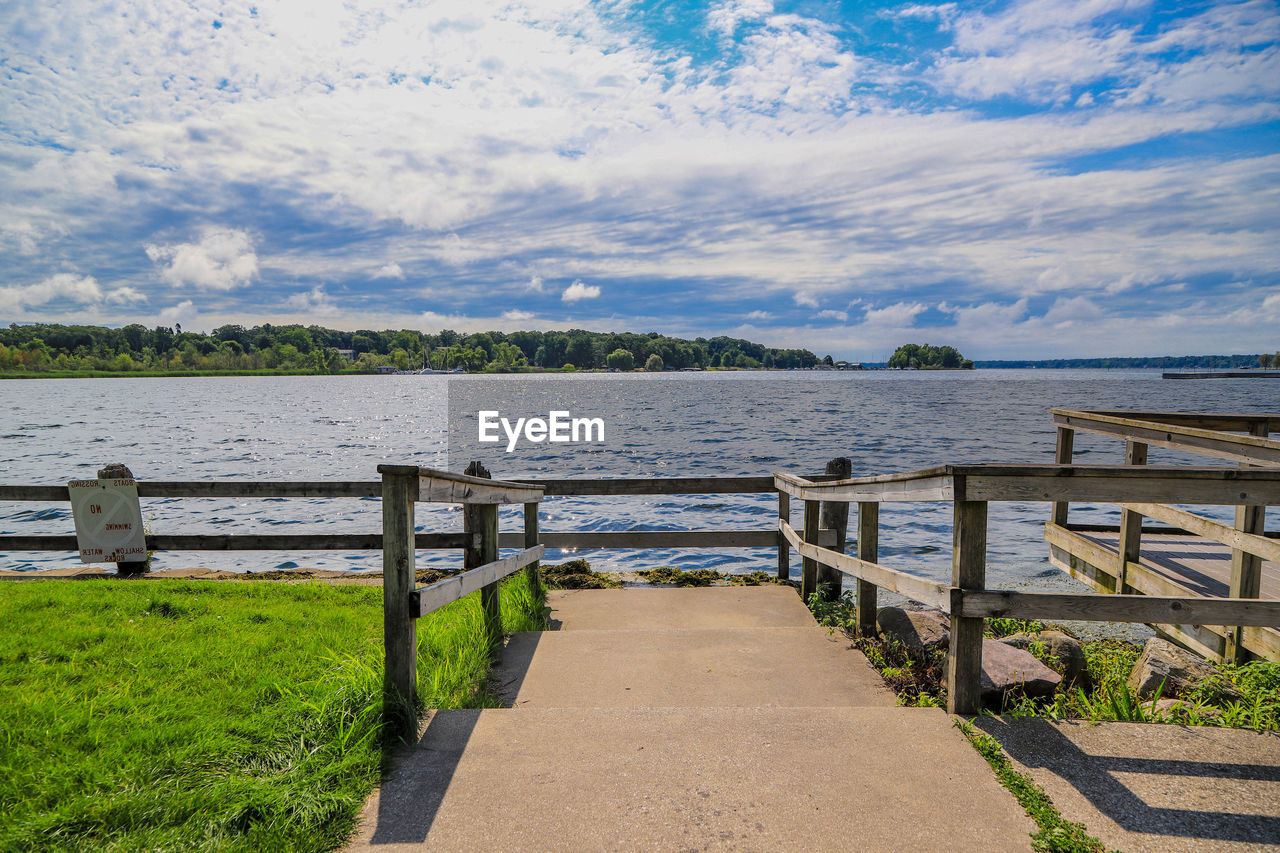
[1116,440,1147,594]
[464,462,501,648]
[776,490,790,581]
[1051,426,1074,526]
[379,464,418,712]
[817,457,851,601]
[523,501,540,588]
[1226,422,1269,663]
[947,500,986,716]
[856,501,879,638]
[800,498,821,601]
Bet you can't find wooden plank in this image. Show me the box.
[817,457,851,601]
[779,519,948,610]
[140,481,381,498]
[1227,421,1270,662]
[494,530,834,549]
[776,491,790,580]
[381,468,417,713]
[0,533,472,552]
[418,467,544,505]
[800,499,821,600]
[1051,409,1280,466]
[0,485,71,501]
[947,501,987,716]
[1051,408,1276,432]
[414,546,544,617]
[955,589,1280,627]
[856,502,879,637]
[1119,503,1280,563]
[1051,426,1074,526]
[1116,441,1148,594]
[1046,524,1280,661]
[526,476,775,495]
[461,462,502,645]
[523,502,540,587]
[962,466,1280,504]
[776,468,956,503]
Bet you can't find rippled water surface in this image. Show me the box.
[2,371,1276,597]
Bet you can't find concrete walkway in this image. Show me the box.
[347,586,1034,851]
[976,716,1280,852]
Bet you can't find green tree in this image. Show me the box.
[645,353,664,372]
[605,348,635,371]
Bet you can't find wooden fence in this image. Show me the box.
[1048,409,1278,663]
[0,464,843,713]
[6,452,1277,719]
[775,463,1280,715]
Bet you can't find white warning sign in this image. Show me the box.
[67,479,147,563]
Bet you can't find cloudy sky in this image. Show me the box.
[2,0,1278,359]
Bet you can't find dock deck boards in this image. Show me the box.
[1078,532,1280,601]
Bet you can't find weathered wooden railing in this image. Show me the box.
[0,464,844,715]
[377,464,545,709]
[774,464,1280,716]
[1049,409,1278,662]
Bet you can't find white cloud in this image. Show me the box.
[0,273,102,313]
[105,286,147,305]
[145,227,258,291]
[158,300,199,330]
[861,301,927,326]
[284,285,339,315]
[562,279,601,302]
[502,309,535,321]
[708,0,773,36]
[525,275,545,293]
[373,262,404,279]
[793,291,819,308]
[815,308,848,322]
[745,310,773,320]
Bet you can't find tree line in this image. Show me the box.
[974,354,1279,369]
[0,323,821,374]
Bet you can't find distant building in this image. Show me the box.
[336,349,356,360]
[375,365,397,374]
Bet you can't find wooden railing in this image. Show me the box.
[1049,408,1278,663]
[0,464,843,716]
[773,464,1280,716]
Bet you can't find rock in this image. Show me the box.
[979,639,1062,703]
[999,630,1088,688]
[877,606,949,655]
[1126,638,1240,701]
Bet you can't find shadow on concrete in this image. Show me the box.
[491,631,542,705]
[367,631,544,845]
[976,716,1280,845]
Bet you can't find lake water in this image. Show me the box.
[2,371,1276,604]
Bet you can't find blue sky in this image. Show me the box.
[1,0,1278,359]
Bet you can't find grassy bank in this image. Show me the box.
[0,573,545,851]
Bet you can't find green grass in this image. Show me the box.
[0,572,545,851]
[955,720,1114,853]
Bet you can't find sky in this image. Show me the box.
[2,0,1278,361]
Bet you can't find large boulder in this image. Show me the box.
[979,639,1062,704]
[1126,638,1240,701]
[999,630,1088,689]
[877,606,950,655]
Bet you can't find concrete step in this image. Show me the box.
[347,706,1035,852]
[546,586,816,630]
[494,626,896,708]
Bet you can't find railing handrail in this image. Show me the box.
[775,464,1280,504]
[1051,408,1279,466]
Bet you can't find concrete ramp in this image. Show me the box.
[347,587,1034,851]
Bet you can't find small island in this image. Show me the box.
[887,343,974,370]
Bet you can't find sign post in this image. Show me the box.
[68,478,147,567]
